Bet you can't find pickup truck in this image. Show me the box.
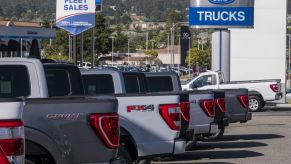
[0,99,25,164]
[144,72,219,147]
[145,72,252,141]
[181,71,282,112]
[0,58,122,164]
[81,70,186,163]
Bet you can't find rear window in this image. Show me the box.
[147,76,173,92]
[82,74,115,94]
[0,65,30,98]
[45,70,71,97]
[123,74,147,93]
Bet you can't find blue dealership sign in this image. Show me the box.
[189,0,254,28]
[189,7,254,27]
[96,0,102,5]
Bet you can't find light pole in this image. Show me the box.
[288,34,291,89]
[110,36,115,66]
[188,37,192,77]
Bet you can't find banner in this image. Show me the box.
[56,0,96,35]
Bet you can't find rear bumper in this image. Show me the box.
[228,113,251,123]
[173,139,186,155]
[275,92,283,100]
[190,123,219,135]
[245,112,252,121]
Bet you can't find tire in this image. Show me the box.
[118,145,133,164]
[249,95,263,112]
[186,136,197,150]
[198,127,225,142]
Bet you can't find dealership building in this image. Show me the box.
[0,20,56,58]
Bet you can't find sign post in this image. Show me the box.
[189,0,254,81]
[56,0,96,65]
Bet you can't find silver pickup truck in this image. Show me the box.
[0,58,122,164]
[81,70,186,163]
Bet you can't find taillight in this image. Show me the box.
[215,98,226,113]
[200,99,215,117]
[237,95,249,110]
[270,84,279,92]
[180,101,190,122]
[0,120,24,164]
[159,104,181,131]
[90,114,120,149]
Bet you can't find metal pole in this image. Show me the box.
[170,28,173,66]
[167,33,170,68]
[178,35,181,76]
[80,33,84,67]
[68,34,71,61]
[289,35,291,88]
[91,28,95,69]
[172,27,175,67]
[20,38,23,57]
[128,38,130,65]
[112,37,114,66]
[189,37,191,77]
[73,36,77,65]
[146,32,148,65]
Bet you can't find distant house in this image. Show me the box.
[129,21,166,30]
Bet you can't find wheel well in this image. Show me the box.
[249,91,264,101]
[25,140,56,164]
[120,127,138,161]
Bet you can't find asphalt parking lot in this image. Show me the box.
[154,109,291,164]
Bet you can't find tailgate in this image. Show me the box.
[224,89,251,123]
[188,91,215,134]
[116,93,181,157]
[24,96,118,164]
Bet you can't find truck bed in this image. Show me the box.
[24,96,119,164]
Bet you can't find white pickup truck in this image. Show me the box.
[182,71,282,112]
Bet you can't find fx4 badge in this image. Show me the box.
[127,105,155,112]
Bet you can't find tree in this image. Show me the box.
[165,10,181,30]
[145,50,158,59]
[185,48,211,70]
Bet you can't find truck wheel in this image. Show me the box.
[249,96,263,112]
[186,136,197,150]
[118,145,133,164]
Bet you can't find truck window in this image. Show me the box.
[0,65,30,98]
[82,74,115,94]
[147,76,173,92]
[45,70,71,97]
[123,74,147,93]
[192,75,217,88]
